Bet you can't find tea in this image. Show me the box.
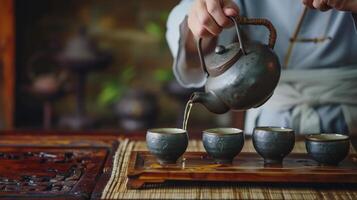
[182,99,193,130]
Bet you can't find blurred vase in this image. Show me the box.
[27,73,68,129]
[25,45,69,129]
[56,27,112,72]
[115,89,158,131]
[56,27,112,130]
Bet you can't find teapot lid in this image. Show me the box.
[204,43,242,77]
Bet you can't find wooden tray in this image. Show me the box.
[127,151,357,189]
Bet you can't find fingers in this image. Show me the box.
[206,0,231,27]
[187,0,239,38]
[303,0,315,8]
[188,0,220,37]
[302,0,332,11]
[313,0,332,11]
[197,0,222,35]
[325,0,354,11]
[325,0,344,10]
[188,11,214,37]
[222,0,240,16]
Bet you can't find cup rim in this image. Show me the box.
[203,127,243,135]
[305,133,349,142]
[254,126,294,133]
[147,128,187,135]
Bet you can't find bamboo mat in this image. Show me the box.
[101,139,357,200]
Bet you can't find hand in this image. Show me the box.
[187,0,239,38]
[303,0,357,12]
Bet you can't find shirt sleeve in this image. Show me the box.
[166,0,207,88]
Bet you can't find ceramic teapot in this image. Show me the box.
[191,16,281,114]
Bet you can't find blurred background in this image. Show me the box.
[0,0,243,132]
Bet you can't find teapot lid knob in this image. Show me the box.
[215,45,226,54]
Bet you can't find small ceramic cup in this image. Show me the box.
[305,134,350,166]
[146,128,188,165]
[253,127,295,164]
[202,128,244,164]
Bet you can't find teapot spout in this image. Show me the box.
[191,92,230,114]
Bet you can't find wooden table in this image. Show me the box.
[0,130,356,199]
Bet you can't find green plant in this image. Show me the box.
[97,66,135,107]
[144,10,170,42]
[145,22,163,40]
[153,68,174,83]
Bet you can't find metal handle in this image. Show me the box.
[196,17,245,76]
[197,17,246,76]
[196,37,209,75]
[196,16,277,76]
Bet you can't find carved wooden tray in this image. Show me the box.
[127,151,357,189]
[0,147,109,199]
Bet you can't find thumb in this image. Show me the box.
[221,0,239,16]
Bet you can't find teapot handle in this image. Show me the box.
[233,16,277,49]
[196,16,277,75]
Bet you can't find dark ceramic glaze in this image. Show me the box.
[146,128,188,165]
[253,127,295,164]
[305,134,350,165]
[202,128,244,164]
[192,16,281,114]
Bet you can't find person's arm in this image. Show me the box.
[166,0,206,88]
[166,0,239,88]
[302,0,357,31]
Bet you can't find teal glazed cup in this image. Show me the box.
[253,127,295,164]
[146,128,188,165]
[202,128,244,164]
[305,134,350,166]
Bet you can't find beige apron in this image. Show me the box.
[245,65,357,135]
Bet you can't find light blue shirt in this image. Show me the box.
[166,0,357,134]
